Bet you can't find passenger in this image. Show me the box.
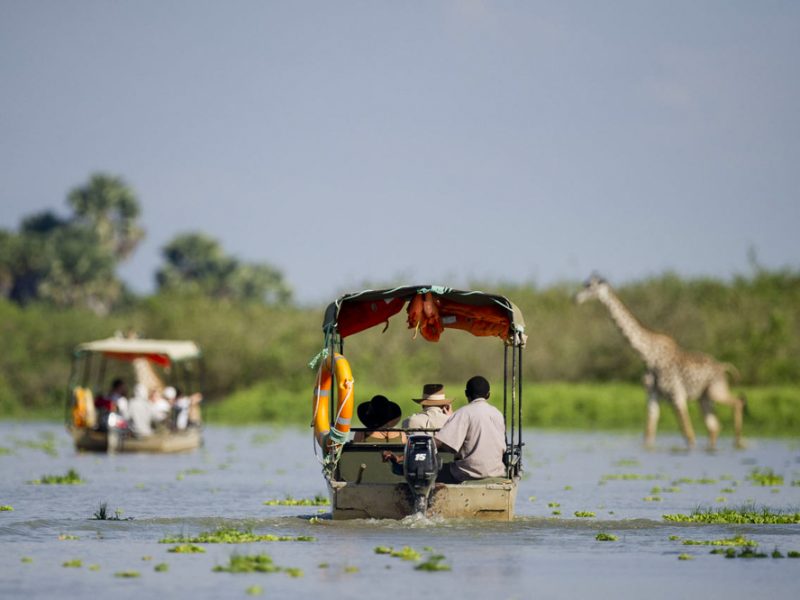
[174,388,203,430]
[433,375,506,484]
[149,387,172,428]
[127,384,153,437]
[353,395,406,443]
[107,378,129,420]
[403,383,453,431]
[382,377,507,481]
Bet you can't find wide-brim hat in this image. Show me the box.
[357,395,402,429]
[413,383,453,406]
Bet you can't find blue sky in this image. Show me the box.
[2,1,798,303]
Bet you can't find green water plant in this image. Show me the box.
[748,468,783,486]
[574,511,595,518]
[677,553,693,560]
[246,585,264,596]
[788,551,800,558]
[212,553,301,576]
[168,544,206,553]
[62,559,82,568]
[672,477,716,485]
[343,566,359,573]
[1,505,13,511]
[114,570,141,578]
[682,535,757,547]
[595,533,618,541]
[643,496,662,502]
[415,554,451,572]
[58,534,79,540]
[88,564,100,571]
[21,557,33,563]
[601,473,663,481]
[30,468,84,485]
[160,527,315,544]
[663,505,800,524]
[91,502,130,521]
[263,494,329,506]
[154,563,169,572]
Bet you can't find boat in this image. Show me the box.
[311,285,526,520]
[66,336,204,453]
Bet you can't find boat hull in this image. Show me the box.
[72,427,202,453]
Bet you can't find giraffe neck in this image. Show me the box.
[598,290,659,366]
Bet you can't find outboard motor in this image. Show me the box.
[403,434,439,515]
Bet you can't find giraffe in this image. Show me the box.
[575,275,745,450]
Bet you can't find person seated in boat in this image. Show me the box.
[173,388,203,430]
[127,384,153,437]
[105,378,130,420]
[386,376,507,483]
[353,395,406,443]
[402,383,453,432]
[148,387,173,429]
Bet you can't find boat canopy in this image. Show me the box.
[75,338,201,366]
[322,285,526,346]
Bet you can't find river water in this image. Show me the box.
[1,422,798,599]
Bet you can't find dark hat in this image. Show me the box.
[413,383,453,406]
[357,395,402,429]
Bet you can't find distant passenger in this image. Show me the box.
[174,388,203,430]
[149,388,172,428]
[107,378,129,420]
[353,395,406,443]
[127,384,153,437]
[403,384,453,431]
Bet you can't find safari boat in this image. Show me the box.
[67,337,204,453]
[311,286,526,521]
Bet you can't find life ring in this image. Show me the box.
[312,353,354,449]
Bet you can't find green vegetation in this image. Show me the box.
[92,502,128,521]
[58,534,79,541]
[595,533,618,541]
[246,586,264,596]
[601,474,663,481]
[677,553,694,560]
[663,506,800,524]
[748,468,784,486]
[0,505,13,511]
[681,536,757,547]
[168,544,206,554]
[415,554,451,572]
[114,570,141,578]
[30,468,83,485]
[574,511,596,518]
[263,494,329,506]
[154,563,169,572]
[212,554,302,576]
[62,559,82,568]
[2,260,800,430]
[672,477,716,485]
[160,527,314,544]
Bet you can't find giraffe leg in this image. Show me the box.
[707,379,746,449]
[699,394,720,451]
[671,391,696,449]
[644,389,660,449]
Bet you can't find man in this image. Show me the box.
[403,384,453,431]
[434,375,506,483]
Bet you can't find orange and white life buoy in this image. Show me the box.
[312,353,354,449]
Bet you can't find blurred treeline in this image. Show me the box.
[1,269,799,416]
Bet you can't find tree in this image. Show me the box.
[156,233,291,304]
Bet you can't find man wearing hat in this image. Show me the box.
[403,384,454,431]
[353,395,406,443]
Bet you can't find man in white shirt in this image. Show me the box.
[434,375,507,483]
[403,384,453,431]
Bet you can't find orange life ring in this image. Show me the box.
[312,353,354,449]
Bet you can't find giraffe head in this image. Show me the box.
[574,273,611,304]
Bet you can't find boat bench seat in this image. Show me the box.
[337,442,454,484]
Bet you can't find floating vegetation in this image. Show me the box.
[58,534,79,541]
[343,566,359,573]
[772,549,784,558]
[643,496,662,502]
[246,585,264,596]
[176,468,206,480]
[721,548,768,559]
[160,527,315,544]
[154,563,169,572]
[748,468,783,487]
[88,564,100,571]
[663,506,800,524]
[1,505,14,511]
[564,485,573,491]
[668,535,681,541]
[720,488,736,494]
[12,433,58,457]
[613,458,640,467]
[677,553,694,561]
[212,553,302,576]
[788,551,800,558]
[792,480,800,487]
[141,555,152,561]
[601,473,663,481]
[263,494,329,506]
[0,445,12,455]
[528,496,536,502]
[92,502,130,521]
[716,497,728,503]
[114,570,141,578]
[681,535,757,547]
[374,546,421,561]
[168,544,206,553]
[62,559,82,568]
[21,557,33,563]
[547,502,560,508]
[650,486,680,494]
[415,554,451,572]
[574,511,595,518]
[672,477,716,485]
[30,468,83,485]
[595,533,618,541]
[552,510,562,516]
[317,562,329,569]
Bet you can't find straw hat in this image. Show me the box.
[413,383,453,406]
[357,395,402,429]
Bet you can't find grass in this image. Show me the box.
[30,468,83,485]
[160,527,315,544]
[92,502,129,521]
[748,468,784,486]
[663,505,800,524]
[263,494,329,506]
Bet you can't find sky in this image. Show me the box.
[1,1,799,304]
